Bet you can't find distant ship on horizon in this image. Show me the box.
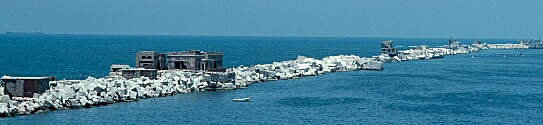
[4,31,44,35]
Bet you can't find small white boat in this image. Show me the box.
[233,98,250,102]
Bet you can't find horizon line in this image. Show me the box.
[1,32,533,40]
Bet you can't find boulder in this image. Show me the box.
[0,87,4,96]
[43,99,54,109]
[0,95,10,105]
[0,103,8,114]
[128,91,137,100]
[176,85,186,93]
[85,76,96,81]
[104,95,114,104]
[136,87,146,99]
[222,83,235,89]
[63,89,75,100]
[72,84,82,92]
[173,76,181,81]
[80,96,89,107]
[31,101,40,110]
[94,84,105,93]
[17,102,28,114]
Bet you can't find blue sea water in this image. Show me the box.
[0,34,542,124]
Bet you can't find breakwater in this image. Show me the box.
[0,54,382,116]
[0,41,531,117]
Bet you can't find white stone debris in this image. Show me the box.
[0,53,386,117]
[486,43,529,49]
[2,40,513,117]
[375,42,508,62]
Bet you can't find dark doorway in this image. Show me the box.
[175,62,181,69]
[23,80,39,97]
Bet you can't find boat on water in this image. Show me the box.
[233,97,250,102]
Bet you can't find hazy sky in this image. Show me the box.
[1,0,542,38]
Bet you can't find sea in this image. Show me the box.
[0,34,542,124]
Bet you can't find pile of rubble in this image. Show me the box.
[376,44,481,62]
[233,55,383,86]
[486,43,529,49]
[0,40,534,117]
[0,55,383,117]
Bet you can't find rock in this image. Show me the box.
[136,88,145,99]
[0,87,4,96]
[104,95,114,104]
[85,76,96,81]
[64,89,75,100]
[99,91,106,97]
[26,102,36,112]
[176,85,186,93]
[222,83,235,89]
[31,101,40,110]
[72,84,82,92]
[95,84,105,93]
[9,107,18,115]
[129,91,137,100]
[91,97,99,105]
[173,76,180,81]
[17,102,28,114]
[69,99,80,108]
[80,96,88,107]
[0,103,8,114]
[43,99,54,109]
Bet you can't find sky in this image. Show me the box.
[0,0,542,38]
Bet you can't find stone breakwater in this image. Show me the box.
[486,43,529,49]
[0,55,383,117]
[0,41,530,117]
[375,43,527,62]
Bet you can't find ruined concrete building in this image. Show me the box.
[121,68,158,80]
[111,50,225,79]
[108,64,158,80]
[136,51,167,70]
[1,76,54,97]
[167,50,225,72]
[134,50,225,72]
[109,64,130,76]
[380,40,398,57]
[111,50,226,80]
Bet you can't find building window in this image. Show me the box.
[142,56,146,59]
[147,56,152,59]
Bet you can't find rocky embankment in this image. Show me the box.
[486,43,529,49]
[374,45,477,62]
[1,41,527,117]
[374,42,527,62]
[0,55,383,117]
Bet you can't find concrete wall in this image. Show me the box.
[165,50,225,72]
[206,54,224,71]
[1,79,50,97]
[121,69,158,80]
[136,51,167,70]
[167,55,203,70]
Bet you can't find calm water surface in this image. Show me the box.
[0,35,542,124]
